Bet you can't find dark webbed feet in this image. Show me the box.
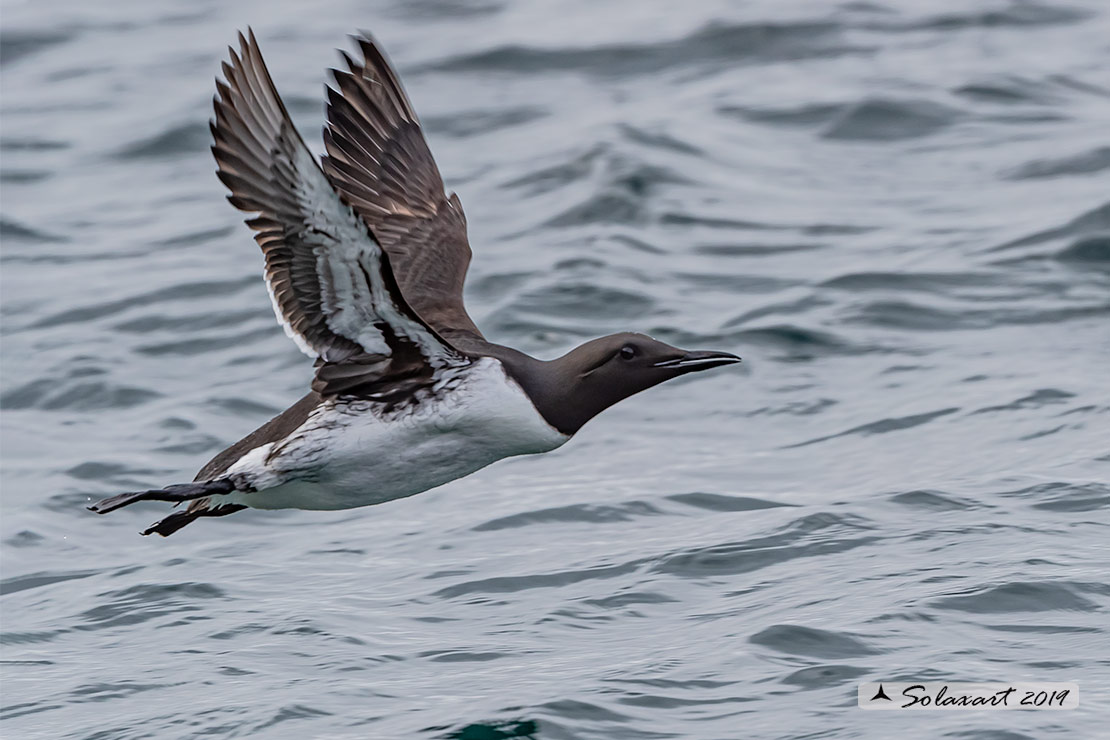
[88,480,235,514]
[141,503,247,537]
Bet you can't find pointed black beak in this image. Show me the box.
[654,350,741,372]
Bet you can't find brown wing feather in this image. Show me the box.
[211,29,469,397]
[320,34,483,340]
[212,32,359,361]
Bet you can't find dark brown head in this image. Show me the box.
[499,332,741,436]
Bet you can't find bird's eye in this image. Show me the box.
[619,345,637,361]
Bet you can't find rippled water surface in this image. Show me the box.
[2,1,1109,737]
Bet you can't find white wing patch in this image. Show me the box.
[264,273,318,358]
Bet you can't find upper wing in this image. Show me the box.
[210,29,468,397]
[320,33,483,342]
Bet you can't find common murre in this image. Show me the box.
[89,29,741,536]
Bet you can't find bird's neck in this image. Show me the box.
[477,344,584,436]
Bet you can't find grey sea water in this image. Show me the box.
[2,0,1108,737]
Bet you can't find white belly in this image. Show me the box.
[222,358,568,511]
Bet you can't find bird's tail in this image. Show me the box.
[88,479,246,537]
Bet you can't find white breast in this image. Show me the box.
[223,358,569,511]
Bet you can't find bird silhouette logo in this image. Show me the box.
[871,684,893,701]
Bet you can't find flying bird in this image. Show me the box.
[89,29,741,536]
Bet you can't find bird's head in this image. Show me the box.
[534,332,741,435]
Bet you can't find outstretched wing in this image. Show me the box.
[211,29,468,397]
[320,33,483,342]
